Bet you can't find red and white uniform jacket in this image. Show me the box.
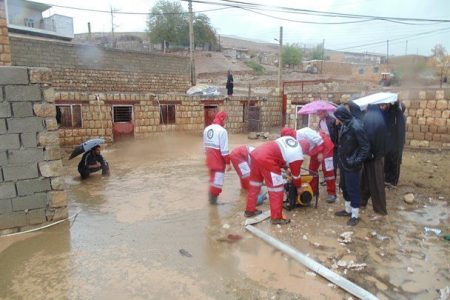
[251,136,304,187]
[297,127,333,156]
[230,145,255,177]
[203,123,230,170]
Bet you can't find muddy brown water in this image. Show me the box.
[1,133,449,300]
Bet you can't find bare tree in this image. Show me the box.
[431,44,449,88]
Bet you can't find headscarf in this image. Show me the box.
[280,127,296,138]
[213,111,228,127]
[334,105,353,125]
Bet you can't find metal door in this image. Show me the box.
[247,106,260,132]
[204,105,218,127]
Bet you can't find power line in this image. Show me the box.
[334,26,450,51]
[37,2,232,15]
[195,0,450,23]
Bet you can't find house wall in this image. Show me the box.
[0,67,68,234]
[9,35,191,93]
[0,0,11,65]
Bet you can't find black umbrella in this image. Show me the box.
[69,138,105,160]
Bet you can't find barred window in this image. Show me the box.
[113,106,133,122]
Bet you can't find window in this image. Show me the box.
[24,18,34,28]
[296,105,310,130]
[160,104,176,124]
[113,106,133,122]
[373,66,379,73]
[56,104,82,128]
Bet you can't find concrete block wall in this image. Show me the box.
[0,66,68,234]
[0,0,11,66]
[9,35,191,93]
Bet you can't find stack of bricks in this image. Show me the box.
[0,0,11,66]
[0,66,68,234]
[402,90,450,149]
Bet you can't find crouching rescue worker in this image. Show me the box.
[244,128,303,225]
[334,105,370,226]
[78,145,110,179]
[203,111,231,204]
[296,127,337,203]
[230,145,255,190]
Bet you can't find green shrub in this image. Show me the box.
[245,61,265,75]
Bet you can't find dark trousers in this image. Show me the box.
[340,169,361,209]
[79,162,109,179]
[385,151,401,185]
[361,158,387,215]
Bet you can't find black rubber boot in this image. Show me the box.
[209,193,218,205]
[244,209,262,217]
[347,217,359,226]
[335,210,351,217]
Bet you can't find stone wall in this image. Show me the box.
[56,93,283,146]
[0,0,11,66]
[9,35,191,93]
[0,66,68,234]
[402,90,450,149]
[285,89,450,149]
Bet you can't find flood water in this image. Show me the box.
[0,133,449,299]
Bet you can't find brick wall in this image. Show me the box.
[0,66,68,234]
[285,89,450,149]
[0,0,11,65]
[9,35,191,93]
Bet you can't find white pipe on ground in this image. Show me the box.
[245,224,379,300]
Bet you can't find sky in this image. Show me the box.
[20,0,450,56]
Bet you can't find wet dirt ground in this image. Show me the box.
[0,133,449,300]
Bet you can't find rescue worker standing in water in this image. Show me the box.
[203,111,231,204]
[244,128,304,225]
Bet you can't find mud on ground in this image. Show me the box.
[0,134,448,300]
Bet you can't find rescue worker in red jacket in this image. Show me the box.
[245,128,304,225]
[203,111,231,204]
[296,127,337,203]
[230,145,255,190]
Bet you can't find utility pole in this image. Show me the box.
[110,6,115,48]
[321,39,325,74]
[386,40,389,65]
[277,26,283,96]
[87,22,91,41]
[188,0,196,85]
[405,40,408,56]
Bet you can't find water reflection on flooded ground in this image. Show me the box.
[0,133,448,299]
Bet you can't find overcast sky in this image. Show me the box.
[27,0,450,56]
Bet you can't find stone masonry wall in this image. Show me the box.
[0,0,11,66]
[56,93,283,146]
[285,89,450,149]
[0,66,68,234]
[9,35,191,93]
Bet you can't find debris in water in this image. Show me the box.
[339,231,353,244]
[179,249,192,257]
[370,231,377,237]
[404,193,415,204]
[377,234,389,241]
[438,196,444,200]
[407,267,414,273]
[424,227,442,236]
[222,223,230,229]
[439,286,450,300]
[303,235,308,240]
[313,242,320,248]
[328,283,336,288]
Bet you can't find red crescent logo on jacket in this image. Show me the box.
[286,138,298,148]
[207,129,214,139]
